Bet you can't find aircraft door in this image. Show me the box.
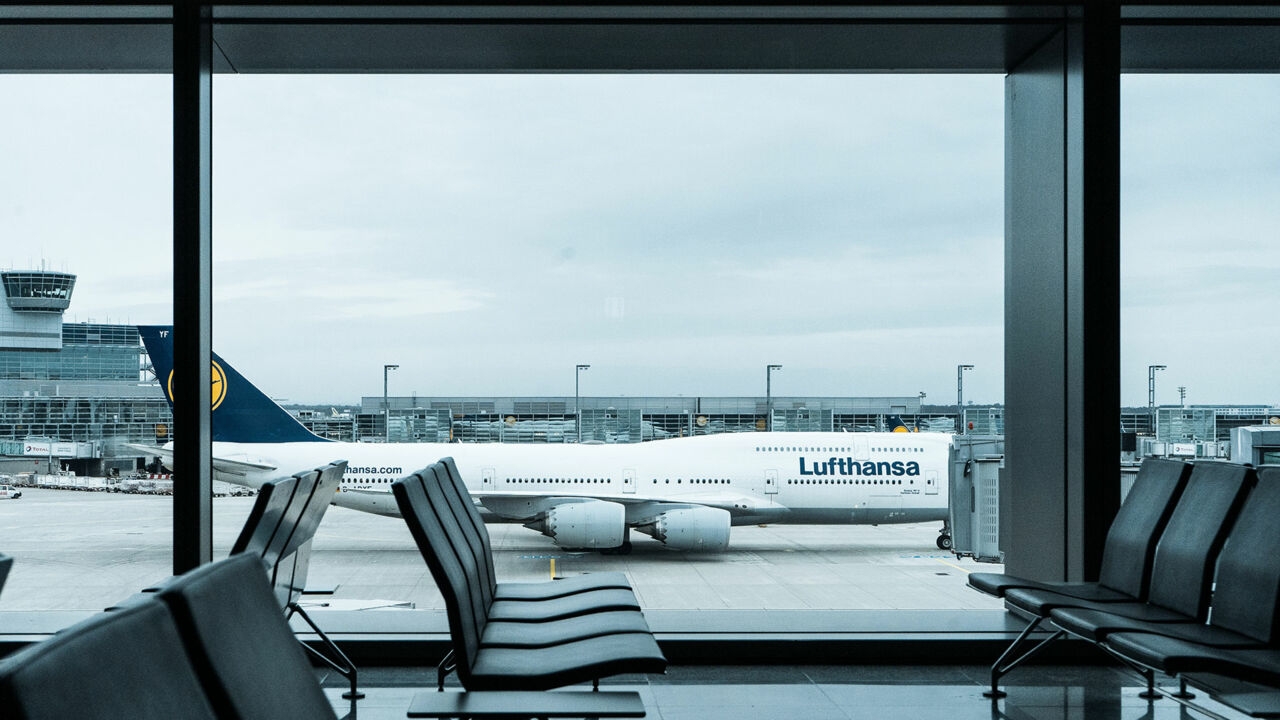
[482,467,495,488]
[764,469,779,495]
[925,470,939,495]
[622,468,637,494]
[853,438,869,461]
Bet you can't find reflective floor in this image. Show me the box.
[321,665,1247,719]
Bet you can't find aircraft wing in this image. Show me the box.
[124,443,279,478]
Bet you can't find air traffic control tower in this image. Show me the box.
[0,269,76,350]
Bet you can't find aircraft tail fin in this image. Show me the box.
[886,415,917,433]
[138,325,329,444]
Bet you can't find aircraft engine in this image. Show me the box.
[524,500,626,549]
[634,506,731,551]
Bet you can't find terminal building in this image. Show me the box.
[0,269,170,477]
[353,395,948,444]
[2,268,1275,472]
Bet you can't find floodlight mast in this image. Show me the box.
[1149,364,1167,436]
[957,365,974,434]
[766,365,782,432]
[575,364,591,443]
[383,364,399,442]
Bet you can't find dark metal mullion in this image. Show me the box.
[1073,0,1121,582]
[172,0,213,574]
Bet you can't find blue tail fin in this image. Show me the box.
[138,325,329,443]
[886,415,917,433]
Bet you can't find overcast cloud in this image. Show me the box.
[1,73,1276,406]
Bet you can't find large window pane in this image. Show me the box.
[211,74,1005,612]
[1122,75,1280,461]
[0,75,173,611]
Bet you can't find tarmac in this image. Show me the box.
[0,487,1005,612]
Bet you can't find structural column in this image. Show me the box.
[172,1,214,573]
[1003,4,1120,582]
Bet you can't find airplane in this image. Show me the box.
[133,325,955,552]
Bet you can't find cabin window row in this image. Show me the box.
[786,478,907,485]
[650,478,731,484]
[755,446,926,453]
[506,478,612,484]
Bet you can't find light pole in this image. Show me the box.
[957,365,974,434]
[1149,364,1166,437]
[1178,386,1187,408]
[575,364,590,443]
[383,364,398,442]
[766,364,782,432]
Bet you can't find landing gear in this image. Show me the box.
[937,521,953,550]
[601,529,633,555]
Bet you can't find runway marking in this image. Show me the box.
[934,557,971,574]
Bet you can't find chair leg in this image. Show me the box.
[1169,677,1195,700]
[289,602,365,700]
[984,617,1065,699]
[1138,668,1161,700]
[436,648,457,692]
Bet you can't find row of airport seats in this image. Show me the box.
[968,458,1280,715]
[226,460,361,699]
[0,553,10,599]
[0,462,357,719]
[0,458,662,719]
[0,552,339,720]
[392,459,667,696]
[123,460,361,699]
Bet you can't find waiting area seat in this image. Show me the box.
[968,457,1191,602]
[1079,467,1280,709]
[392,463,667,692]
[429,459,644,631]
[974,459,1250,698]
[0,553,11,598]
[978,461,1280,717]
[0,591,219,720]
[437,457,634,602]
[0,460,659,720]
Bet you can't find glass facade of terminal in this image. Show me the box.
[0,324,142,381]
[0,323,170,463]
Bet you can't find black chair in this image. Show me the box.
[0,553,11,598]
[423,464,640,622]
[270,461,344,605]
[969,457,1191,601]
[0,599,218,720]
[156,552,339,720]
[232,461,359,699]
[983,461,1250,698]
[1102,467,1280,689]
[259,469,321,572]
[426,464,653,647]
[393,466,667,692]
[1052,469,1280,649]
[437,457,634,601]
[229,474,300,559]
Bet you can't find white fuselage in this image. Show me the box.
[197,431,951,526]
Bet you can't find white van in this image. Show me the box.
[0,484,22,499]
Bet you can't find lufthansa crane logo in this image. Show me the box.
[166,361,227,411]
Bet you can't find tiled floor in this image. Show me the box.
[322,665,1247,719]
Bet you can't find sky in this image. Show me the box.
[1,73,1276,406]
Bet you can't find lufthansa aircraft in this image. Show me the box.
[135,326,953,552]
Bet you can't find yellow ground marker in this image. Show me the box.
[550,558,557,580]
[935,557,971,574]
